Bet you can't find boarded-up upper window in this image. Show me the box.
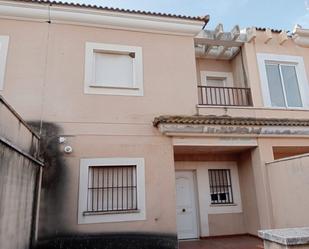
[84,42,143,96]
[93,52,134,88]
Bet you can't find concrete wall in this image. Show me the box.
[196,52,246,88]
[248,138,309,230]
[38,135,177,237]
[175,160,246,237]
[266,154,309,228]
[196,58,232,85]
[238,151,260,235]
[2,7,309,245]
[208,213,245,236]
[1,20,198,123]
[0,16,199,241]
[0,97,42,249]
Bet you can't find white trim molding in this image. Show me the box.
[0,1,204,36]
[78,157,146,224]
[200,71,234,87]
[0,35,9,90]
[84,42,143,96]
[205,162,242,214]
[256,53,309,108]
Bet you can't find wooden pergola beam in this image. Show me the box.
[214,23,224,39]
[194,37,243,47]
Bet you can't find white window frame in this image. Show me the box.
[200,71,234,87]
[257,53,309,108]
[208,169,234,205]
[78,158,146,224]
[84,42,143,96]
[204,162,242,214]
[0,36,9,90]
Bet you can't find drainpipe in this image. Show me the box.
[240,47,248,88]
[30,165,43,248]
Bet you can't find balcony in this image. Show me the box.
[198,85,253,107]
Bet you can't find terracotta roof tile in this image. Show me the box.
[153,115,309,127]
[255,27,284,33]
[12,0,209,22]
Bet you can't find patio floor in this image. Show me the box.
[178,235,264,249]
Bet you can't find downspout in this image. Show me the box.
[239,46,254,106]
[30,165,43,248]
[240,46,248,88]
[31,2,51,248]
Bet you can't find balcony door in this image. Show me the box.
[206,76,226,87]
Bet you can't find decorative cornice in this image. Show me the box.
[154,115,309,137]
[153,115,309,127]
[0,0,207,36]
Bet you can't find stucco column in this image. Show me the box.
[242,42,264,107]
[250,138,274,229]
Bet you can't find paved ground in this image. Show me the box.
[178,235,264,249]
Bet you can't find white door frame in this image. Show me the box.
[175,170,200,240]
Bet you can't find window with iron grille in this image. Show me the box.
[85,165,137,214]
[208,169,234,205]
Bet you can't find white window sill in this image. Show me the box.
[266,106,309,111]
[196,105,309,111]
[210,203,237,207]
[83,209,140,216]
[89,85,140,90]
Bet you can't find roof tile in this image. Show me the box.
[12,0,209,22]
[153,115,309,127]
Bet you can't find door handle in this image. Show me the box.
[182,208,186,213]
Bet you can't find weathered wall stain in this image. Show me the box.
[160,124,309,135]
[35,233,178,249]
[28,121,69,240]
[28,122,178,249]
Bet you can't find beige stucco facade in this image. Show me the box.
[1,0,309,247]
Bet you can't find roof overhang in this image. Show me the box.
[154,115,309,137]
[0,0,208,36]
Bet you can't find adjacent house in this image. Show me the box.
[1,0,309,248]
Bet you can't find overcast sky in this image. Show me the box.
[66,0,309,31]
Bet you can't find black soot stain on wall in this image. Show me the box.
[29,121,69,239]
[34,233,178,249]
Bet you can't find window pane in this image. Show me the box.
[281,65,302,107]
[206,77,225,87]
[265,64,285,107]
[87,166,137,213]
[208,169,233,205]
[94,52,134,88]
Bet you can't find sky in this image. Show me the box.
[66,0,309,32]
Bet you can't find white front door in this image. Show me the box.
[175,171,199,239]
